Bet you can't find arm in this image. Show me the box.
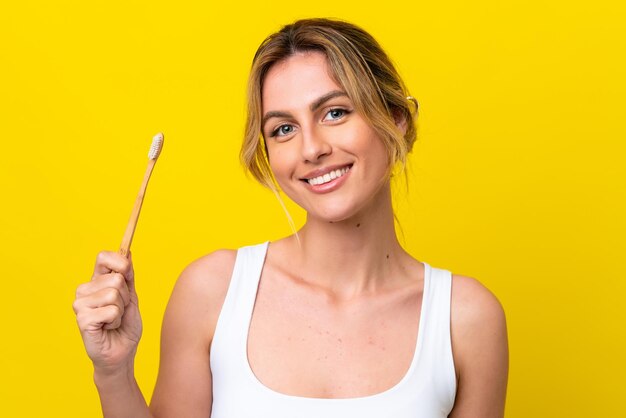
[448,275,509,418]
[74,251,152,418]
[74,249,235,418]
[149,250,236,417]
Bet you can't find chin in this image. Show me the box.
[306,203,364,224]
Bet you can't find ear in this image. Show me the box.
[393,109,408,135]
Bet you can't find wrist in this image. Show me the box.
[93,361,136,391]
[93,361,151,417]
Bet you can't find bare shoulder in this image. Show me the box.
[159,248,238,349]
[150,249,238,417]
[449,274,509,417]
[450,274,506,328]
[174,249,237,298]
[168,249,238,333]
[450,274,507,358]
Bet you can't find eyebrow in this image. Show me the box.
[309,90,348,112]
[261,90,349,131]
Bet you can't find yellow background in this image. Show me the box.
[1,1,624,416]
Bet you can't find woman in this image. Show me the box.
[73,18,508,417]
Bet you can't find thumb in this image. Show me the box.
[124,250,137,294]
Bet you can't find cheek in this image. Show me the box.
[359,130,392,176]
[266,146,282,170]
[267,147,294,184]
[353,125,387,158]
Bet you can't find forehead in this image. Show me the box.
[262,51,344,112]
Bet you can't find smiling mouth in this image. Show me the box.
[305,165,352,186]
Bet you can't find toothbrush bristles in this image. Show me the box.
[149,133,164,160]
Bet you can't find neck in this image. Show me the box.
[292,184,408,298]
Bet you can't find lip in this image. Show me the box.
[300,164,353,194]
[300,163,353,181]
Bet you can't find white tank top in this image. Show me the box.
[210,242,457,417]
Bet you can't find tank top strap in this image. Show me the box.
[229,241,268,318]
[210,242,268,378]
[421,263,452,339]
[417,263,457,406]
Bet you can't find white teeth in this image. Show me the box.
[307,166,350,186]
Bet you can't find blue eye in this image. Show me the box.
[271,124,295,137]
[323,108,349,121]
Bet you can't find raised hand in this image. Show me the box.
[74,251,142,374]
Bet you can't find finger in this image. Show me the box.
[77,305,123,332]
[92,251,134,280]
[76,273,130,307]
[102,305,123,330]
[124,251,137,294]
[73,287,126,317]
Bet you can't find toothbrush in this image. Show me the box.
[119,132,164,258]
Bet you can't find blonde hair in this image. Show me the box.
[240,18,419,189]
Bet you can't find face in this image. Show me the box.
[261,51,391,223]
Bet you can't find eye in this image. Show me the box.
[270,124,295,138]
[323,108,350,122]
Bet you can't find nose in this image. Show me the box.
[300,126,331,163]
